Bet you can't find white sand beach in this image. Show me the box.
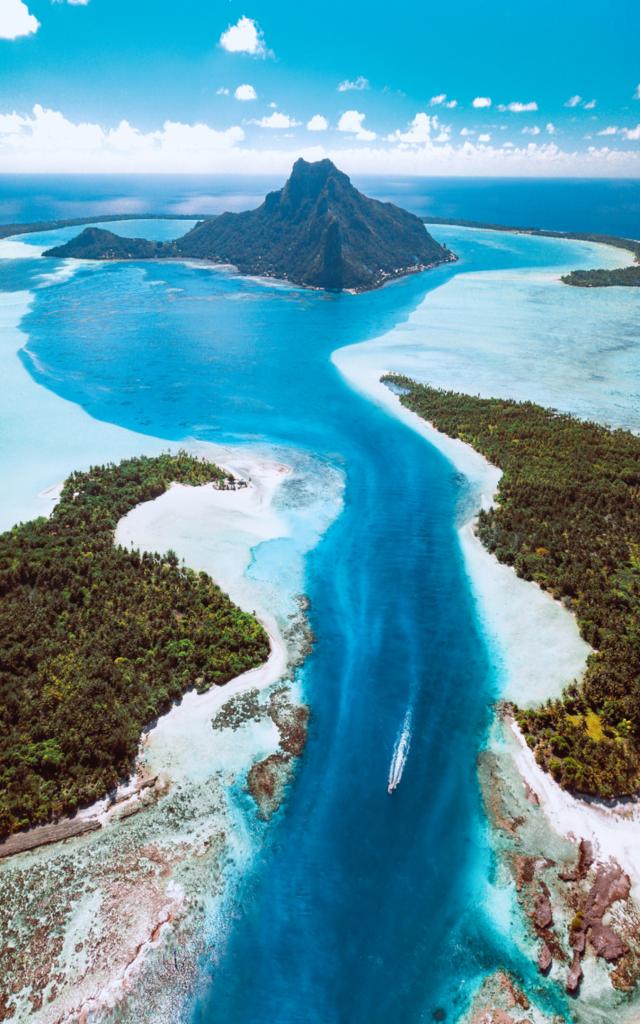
[508,721,640,898]
[332,348,591,708]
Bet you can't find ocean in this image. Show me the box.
[2,174,640,237]
[1,176,639,1023]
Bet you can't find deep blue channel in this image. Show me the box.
[10,226,576,1023]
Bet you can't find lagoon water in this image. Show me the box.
[1,181,639,1023]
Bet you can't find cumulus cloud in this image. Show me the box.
[387,112,443,145]
[478,133,491,143]
[338,109,376,141]
[583,99,596,110]
[600,124,640,141]
[498,101,538,112]
[307,114,328,131]
[251,112,300,129]
[565,95,582,108]
[430,94,457,108]
[338,76,369,93]
[635,85,640,100]
[0,104,246,172]
[459,127,475,136]
[2,103,640,178]
[219,16,268,58]
[522,125,541,135]
[234,84,257,101]
[546,122,556,134]
[0,0,39,39]
[472,97,492,109]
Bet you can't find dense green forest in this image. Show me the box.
[384,375,640,799]
[0,453,269,838]
[560,265,640,287]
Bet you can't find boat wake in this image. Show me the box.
[388,710,412,794]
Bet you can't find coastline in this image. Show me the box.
[0,448,312,1023]
[507,718,640,897]
[332,349,640,1016]
[331,350,591,707]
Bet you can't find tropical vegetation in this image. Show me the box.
[0,453,269,837]
[384,375,640,799]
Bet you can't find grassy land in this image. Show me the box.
[383,375,640,799]
[0,453,269,837]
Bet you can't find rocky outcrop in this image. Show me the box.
[44,159,455,292]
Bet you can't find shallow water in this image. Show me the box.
[2,218,639,1022]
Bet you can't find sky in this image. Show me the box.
[0,0,639,176]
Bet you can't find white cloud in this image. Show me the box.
[565,95,582,108]
[0,0,39,39]
[430,94,457,108]
[498,101,538,113]
[338,109,376,141]
[216,87,230,96]
[251,112,300,129]
[635,85,640,100]
[387,112,442,144]
[53,0,90,5]
[307,114,328,131]
[472,96,492,109]
[234,84,257,101]
[622,124,640,141]
[546,122,556,135]
[597,126,618,136]
[522,125,541,135]
[459,127,475,137]
[338,76,369,92]
[478,133,491,143]
[2,103,640,178]
[0,104,246,172]
[583,99,596,110]
[219,16,268,58]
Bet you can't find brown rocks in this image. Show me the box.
[566,951,583,994]
[589,923,628,962]
[538,941,553,974]
[246,752,294,819]
[534,892,553,930]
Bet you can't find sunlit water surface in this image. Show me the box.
[0,210,638,1024]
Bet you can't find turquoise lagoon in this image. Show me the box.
[0,219,637,1023]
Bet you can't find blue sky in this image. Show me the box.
[1,0,639,175]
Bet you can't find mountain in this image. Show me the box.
[44,159,455,291]
[46,227,164,260]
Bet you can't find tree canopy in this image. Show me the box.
[0,453,269,837]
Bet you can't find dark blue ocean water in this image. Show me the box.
[2,216,597,1023]
[2,174,639,237]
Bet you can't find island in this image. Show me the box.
[0,453,269,838]
[43,158,455,292]
[383,374,640,799]
[425,216,640,288]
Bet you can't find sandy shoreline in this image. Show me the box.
[508,719,640,897]
[332,350,591,708]
[333,349,640,1013]
[0,446,309,1023]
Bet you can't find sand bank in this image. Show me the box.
[332,348,591,707]
[0,447,302,1024]
[508,720,640,898]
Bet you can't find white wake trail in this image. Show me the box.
[388,709,412,794]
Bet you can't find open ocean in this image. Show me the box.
[1,176,639,1022]
[2,175,640,237]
